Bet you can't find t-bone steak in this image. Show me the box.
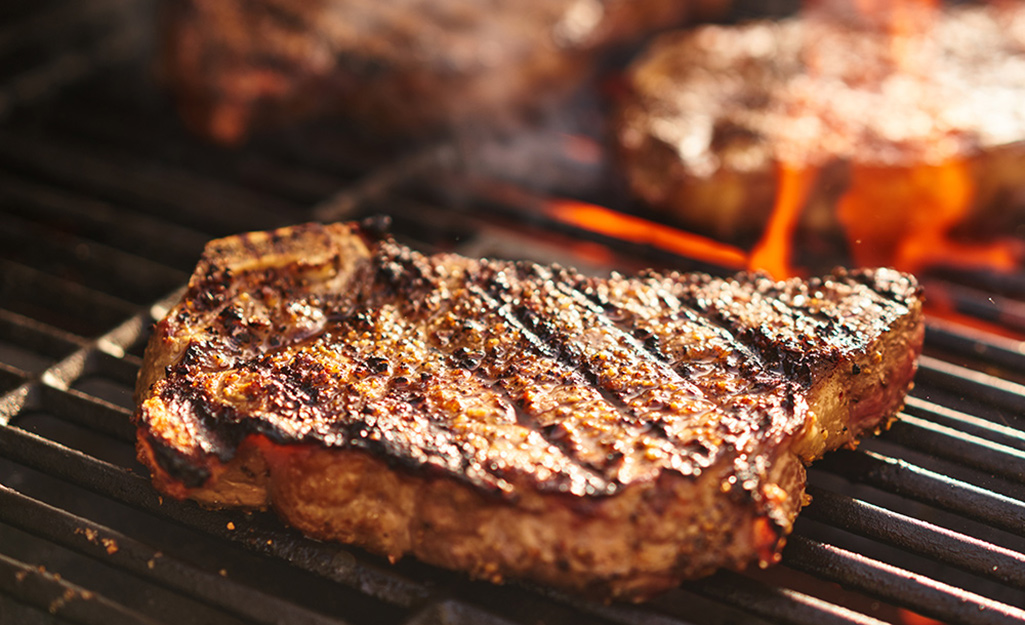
[134,220,924,599]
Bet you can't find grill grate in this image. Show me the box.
[3,1,1025,624]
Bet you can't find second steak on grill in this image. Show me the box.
[160,0,727,143]
[614,3,1025,266]
[134,221,923,599]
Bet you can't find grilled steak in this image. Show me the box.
[615,2,1025,264]
[160,0,727,143]
[134,221,924,599]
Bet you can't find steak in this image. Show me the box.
[134,220,924,600]
[159,0,727,143]
[614,2,1025,260]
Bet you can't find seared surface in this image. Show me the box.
[135,221,923,598]
[160,0,726,142]
[615,2,1025,247]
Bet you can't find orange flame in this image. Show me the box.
[852,0,938,72]
[742,0,1023,281]
[748,164,818,279]
[897,608,945,625]
[545,200,748,270]
[837,160,1019,276]
[552,0,1022,301]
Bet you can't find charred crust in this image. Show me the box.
[132,222,927,600]
[146,434,211,489]
[137,224,922,523]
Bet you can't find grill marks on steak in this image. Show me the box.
[141,223,916,492]
[364,242,618,495]
[358,241,755,493]
[489,265,722,475]
[590,272,804,457]
[135,222,923,597]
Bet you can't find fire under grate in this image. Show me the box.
[2,1,1025,624]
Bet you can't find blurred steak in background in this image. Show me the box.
[160,0,728,143]
[615,1,1025,275]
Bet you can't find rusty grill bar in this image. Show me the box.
[3,1,1025,624]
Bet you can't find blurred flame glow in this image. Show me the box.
[546,200,748,270]
[743,0,1022,279]
[749,164,817,279]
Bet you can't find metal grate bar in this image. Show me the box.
[313,143,459,222]
[0,550,160,625]
[0,422,433,609]
[685,571,887,625]
[1,213,188,305]
[803,486,1025,589]
[0,169,211,270]
[783,536,1025,625]
[816,450,1025,535]
[915,355,1025,417]
[37,383,136,441]
[0,483,354,625]
[44,103,368,206]
[439,583,648,625]
[883,414,1025,484]
[0,23,141,121]
[1,260,138,337]
[61,348,143,390]
[922,279,1025,335]
[0,362,27,392]
[0,129,297,235]
[402,600,522,625]
[39,72,412,182]
[5,310,149,442]
[0,309,85,369]
[903,396,1025,452]
[35,308,151,388]
[924,320,1025,375]
[928,266,1025,300]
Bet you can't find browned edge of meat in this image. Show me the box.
[158,0,729,143]
[134,221,923,600]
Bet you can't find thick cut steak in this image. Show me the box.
[134,221,923,599]
[614,3,1025,253]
